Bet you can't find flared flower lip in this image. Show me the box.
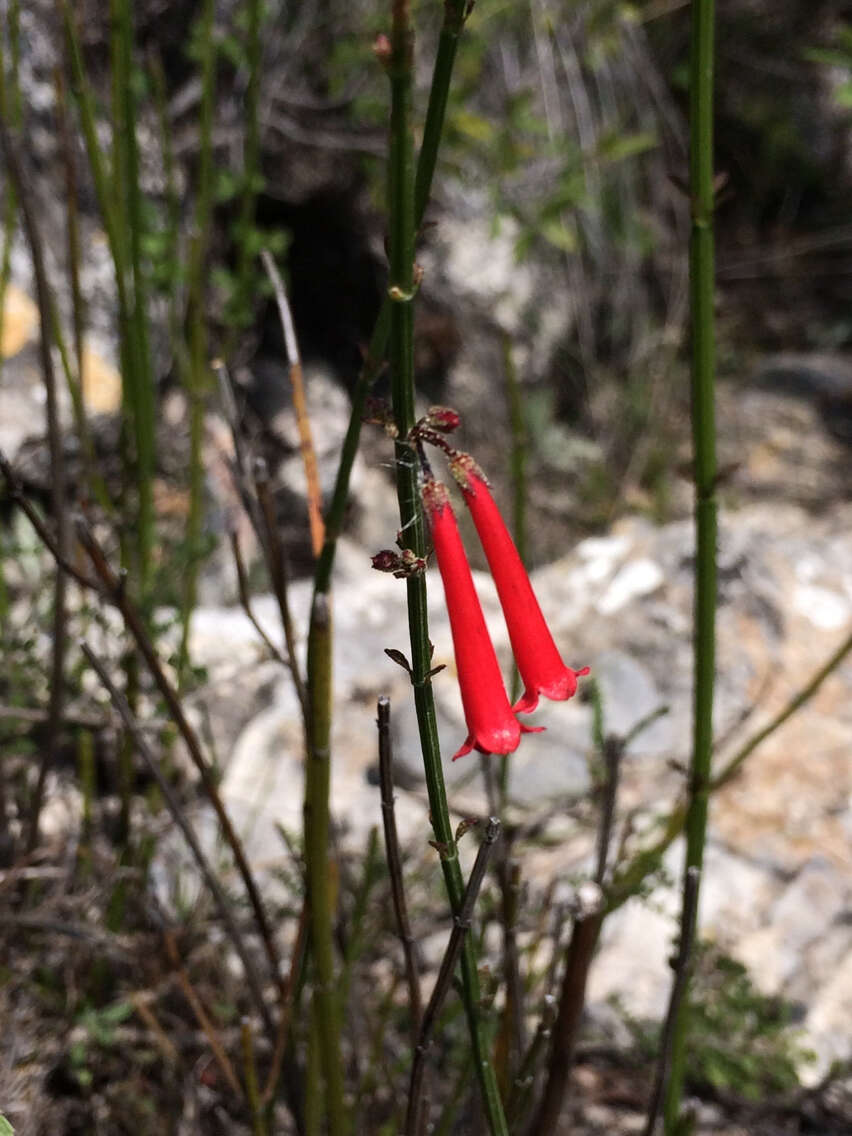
[450,453,588,715]
[422,479,542,760]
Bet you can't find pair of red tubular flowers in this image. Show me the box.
[422,457,588,761]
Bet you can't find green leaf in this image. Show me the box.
[450,109,496,143]
[0,1115,15,1136]
[803,47,852,68]
[540,217,578,253]
[599,129,658,164]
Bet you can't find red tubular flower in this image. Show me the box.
[451,454,589,714]
[422,479,541,760]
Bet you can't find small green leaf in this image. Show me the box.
[451,109,495,143]
[599,129,658,164]
[0,1115,15,1136]
[540,218,578,253]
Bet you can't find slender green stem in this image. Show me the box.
[112,0,156,593]
[387,4,508,1133]
[406,819,501,1136]
[64,1,152,596]
[52,60,106,509]
[338,825,380,1010]
[0,116,69,854]
[305,1001,322,1136]
[298,1,475,1126]
[47,285,112,512]
[178,0,216,682]
[312,0,471,598]
[241,1020,268,1136]
[304,593,347,1135]
[711,625,852,792]
[232,0,263,330]
[663,0,717,1127]
[0,0,20,387]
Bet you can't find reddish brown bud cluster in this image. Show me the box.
[371,548,426,579]
[363,397,398,437]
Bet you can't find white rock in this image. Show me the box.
[597,558,664,615]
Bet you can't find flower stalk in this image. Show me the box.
[386,2,508,1131]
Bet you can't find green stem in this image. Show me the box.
[64,0,151,596]
[299,2,474,1126]
[0,0,20,387]
[387,4,508,1134]
[241,1020,268,1136]
[663,0,717,1127]
[177,0,216,683]
[123,0,156,592]
[312,0,470,598]
[304,593,347,1135]
[232,0,263,330]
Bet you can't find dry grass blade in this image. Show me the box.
[261,247,325,558]
[164,930,243,1098]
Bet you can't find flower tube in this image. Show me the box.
[422,479,541,760]
[450,454,589,714]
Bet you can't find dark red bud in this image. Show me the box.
[372,549,402,573]
[373,33,392,67]
[425,406,461,433]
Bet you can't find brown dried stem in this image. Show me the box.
[529,894,605,1134]
[376,696,423,1047]
[163,930,243,1098]
[80,642,274,1036]
[230,529,288,667]
[0,114,70,855]
[405,817,501,1136]
[75,521,282,1001]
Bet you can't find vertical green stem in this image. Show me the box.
[112,0,156,594]
[0,0,20,387]
[301,1,475,1126]
[232,0,262,331]
[177,0,216,682]
[241,1019,268,1136]
[312,0,470,598]
[387,4,508,1134]
[663,0,717,1128]
[304,594,347,1135]
[65,0,152,597]
[0,1,20,645]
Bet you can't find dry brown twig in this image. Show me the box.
[0,115,69,855]
[260,246,325,559]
